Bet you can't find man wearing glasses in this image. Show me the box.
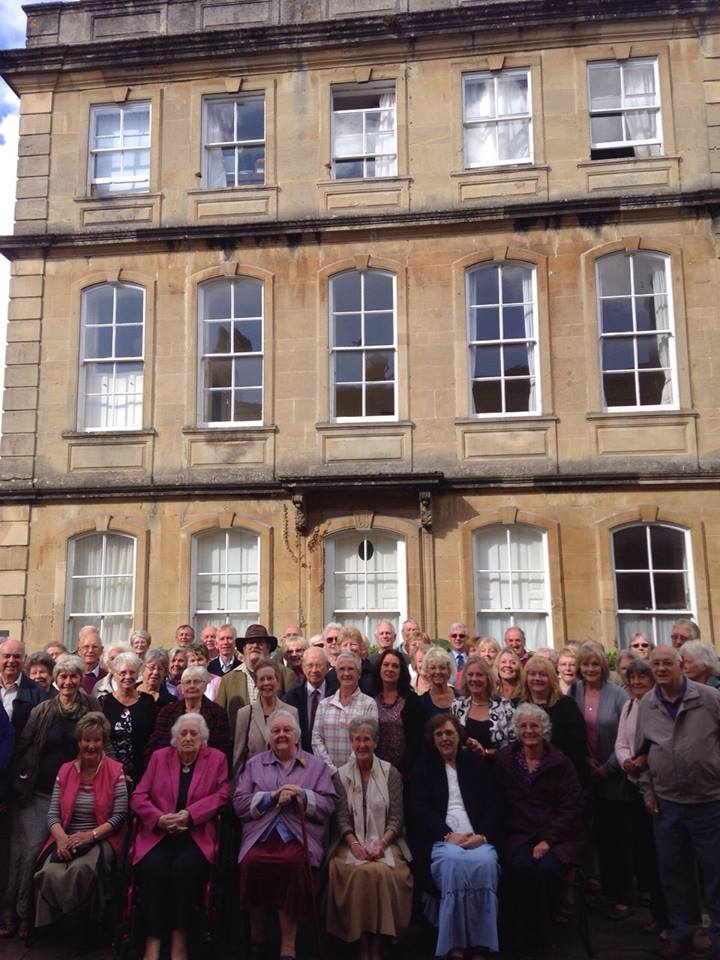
[448,623,470,680]
[670,619,701,651]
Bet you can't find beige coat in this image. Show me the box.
[231,700,299,778]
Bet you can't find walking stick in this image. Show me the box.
[295,793,325,960]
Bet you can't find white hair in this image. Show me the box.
[513,702,552,740]
[170,712,209,746]
[265,709,301,745]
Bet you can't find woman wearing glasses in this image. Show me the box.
[627,634,653,659]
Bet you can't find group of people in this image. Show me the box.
[0,614,718,960]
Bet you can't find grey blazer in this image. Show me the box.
[571,680,629,775]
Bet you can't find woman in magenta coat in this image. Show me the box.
[130,712,230,960]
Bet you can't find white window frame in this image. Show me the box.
[190,528,260,635]
[78,282,145,432]
[462,68,533,169]
[587,58,663,159]
[596,252,677,412]
[331,82,398,180]
[198,277,264,427]
[88,101,151,197]
[472,524,552,649]
[612,523,695,647]
[329,269,397,422]
[202,94,265,189]
[65,532,136,649]
[324,531,406,638]
[466,262,540,417]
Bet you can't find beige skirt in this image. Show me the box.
[34,840,115,928]
[325,841,413,942]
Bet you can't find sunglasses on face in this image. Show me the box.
[450,633,467,639]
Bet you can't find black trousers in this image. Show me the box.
[135,834,209,937]
[501,841,569,951]
[626,780,668,927]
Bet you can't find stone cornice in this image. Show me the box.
[3,0,716,90]
[1,188,719,258]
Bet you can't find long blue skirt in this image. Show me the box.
[425,841,500,955]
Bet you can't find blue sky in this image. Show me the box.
[0,0,66,433]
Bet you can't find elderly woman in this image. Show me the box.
[312,652,378,775]
[26,653,55,694]
[571,646,632,920]
[366,650,424,776]
[4,656,98,939]
[419,647,457,719]
[90,641,132,702]
[234,709,336,960]
[326,717,412,960]
[496,648,523,703]
[519,655,587,785]
[232,657,299,777]
[33,712,127,932]
[451,655,515,755]
[131,713,230,960]
[495,704,586,957]
[185,642,222,701]
[410,643,431,695]
[408,713,503,960]
[129,630,151,660]
[477,637,501,669]
[101,652,156,789]
[144,666,231,762]
[556,647,578,695]
[680,640,720,689]
[137,648,176,710]
[614,659,668,935]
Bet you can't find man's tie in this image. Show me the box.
[310,688,320,729]
[456,653,465,671]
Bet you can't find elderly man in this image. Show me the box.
[505,625,530,666]
[174,624,195,648]
[208,624,241,677]
[282,646,339,751]
[669,619,700,650]
[322,622,342,667]
[448,622,470,678]
[216,624,287,732]
[0,639,45,737]
[281,633,307,689]
[395,618,419,655]
[200,624,218,656]
[76,626,106,694]
[634,645,720,959]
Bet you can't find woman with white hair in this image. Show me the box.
[680,641,720,689]
[495,703,586,957]
[419,646,457,719]
[101,652,156,788]
[129,630,151,660]
[131,712,230,960]
[91,641,132,702]
[312,652,378,775]
[234,709,336,960]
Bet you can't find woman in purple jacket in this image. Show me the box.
[234,708,336,960]
[495,703,586,958]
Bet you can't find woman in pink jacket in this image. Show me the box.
[130,712,230,960]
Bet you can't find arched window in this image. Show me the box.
[329,269,396,420]
[466,262,538,415]
[596,251,676,409]
[473,524,550,649]
[198,277,263,425]
[65,533,136,647]
[612,523,694,646]
[79,283,144,430]
[191,528,260,634]
[325,531,406,637]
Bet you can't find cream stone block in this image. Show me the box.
[2,387,38,411]
[195,196,270,219]
[15,199,48,221]
[10,259,45,277]
[19,114,51,137]
[0,458,34,481]
[4,366,39,388]
[1,410,37,434]
[82,204,155,226]
[8,298,42,320]
[705,80,720,103]
[6,320,41,343]
[0,597,25,620]
[0,547,29,571]
[460,178,539,201]
[0,434,35,458]
[0,523,31,547]
[16,177,49,200]
[325,188,403,211]
[463,428,548,459]
[594,420,694,456]
[10,275,43,299]
[202,2,272,28]
[92,10,161,38]
[579,157,680,193]
[68,442,148,471]
[188,437,267,466]
[17,155,50,178]
[0,571,27,596]
[21,92,53,115]
[324,434,405,462]
[329,0,397,12]
[18,134,50,157]
[0,505,30,522]
[5,342,41,365]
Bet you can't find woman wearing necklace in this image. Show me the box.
[451,655,515,755]
[131,713,230,960]
[418,647,457,719]
[495,704,585,958]
[366,650,423,777]
[101,652,156,790]
[231,658,299,778]
[3,656,99,941]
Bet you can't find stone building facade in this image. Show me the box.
[1,0,720,651]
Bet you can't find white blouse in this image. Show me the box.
[445,763,473,834]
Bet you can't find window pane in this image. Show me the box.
[85,286,114,326]
[635,297,666,332]
[617,572,652,609]
[474,345,502,378]
[503,344,530,377]
[653,573,688,610]
[204,321,231,354]
[591,114,624,144]
[505,379,532,412]
[236,98,264,141]
[196,531,224,573]
[497,74,528,115]
[72,537,103,577]
[115,325,142,358]
[233,320,262,353]
[604,372,637,406]
[115,286,143,324]
[234,357,262,387]
[624,62,657,107]
[464,78,494,120]
[237,145,264,182]
[468,267,499,306]
[472,379,502,414]
[234,278,262,318]
[598,255,632,296]
[204,358,232,389]
[332,272,362,313]
[639,370,670,405]
[589,64,622,111]
[366,384,394,417]
[334,314,362,348]
[602,339,635,371]
[335,352,363,383]
[365,313,394,346]
[503,305,531,340]
[501,266,529,304]
[650,527,686,570]
[364,272,393,311]
[497,119,530,161]
[94,110,121,145]
[614,526,649,569]
[207,101,234,142]
[365,351,394,382]
[234,389,262,421]
[84,325,113,359]
[465,123,496,166]
[473,307,500,342]
[204,283,232,321]
[633,253,665,295]
[336,385,362,417]
[601,299,633,333]
[205,390,232,422]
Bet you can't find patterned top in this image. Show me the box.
[375,695,406,769]
[48,771,128,833]
[451,696,517,748]
[311,687,378,775]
